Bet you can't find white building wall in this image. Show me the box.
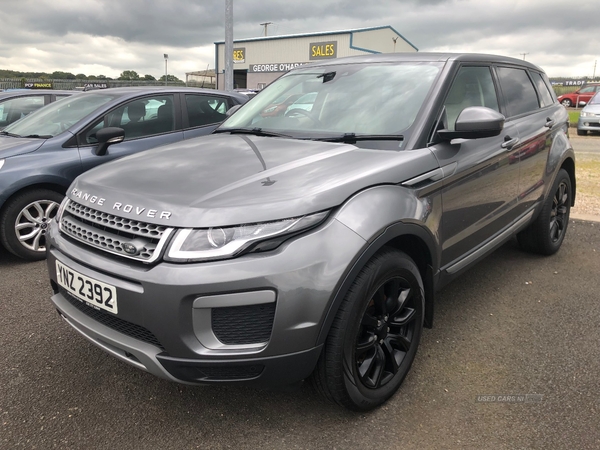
[215,27,417,89]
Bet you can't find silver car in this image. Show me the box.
[577,91,600,135]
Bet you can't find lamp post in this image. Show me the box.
[164,54,168,86]
[260,22,272,36]
[224,0,233,91]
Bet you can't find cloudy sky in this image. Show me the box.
[0,0,597,80]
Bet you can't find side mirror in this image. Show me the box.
[94,127,125,156]
[226,105,242,117]
[438,106,505,140]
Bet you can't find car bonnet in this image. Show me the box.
[67,134,439,228]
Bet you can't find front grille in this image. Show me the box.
[60,200,173,263]
[212,303,276,345]
[60,287,165,351]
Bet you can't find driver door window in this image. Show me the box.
[444,66,499,131]
[84,95,175,144]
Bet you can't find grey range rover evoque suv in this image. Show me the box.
[46,53,575,411]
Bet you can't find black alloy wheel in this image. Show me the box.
[311,248,424,411]
[355,276,418,389]
[517,168,572,255]
[549,178,570,244]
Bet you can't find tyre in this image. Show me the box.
[0,189,64,261]
[577,129,587,136]
[311,248,424,411]
[517,169,572,255]
[560,99,572,107]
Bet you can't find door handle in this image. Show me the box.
[545,118,555,128]
[501,136,519,149]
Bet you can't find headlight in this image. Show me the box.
[0,159,4,170]
[580,111,596,117]
[55,197,70,223]
[166,211,328,262]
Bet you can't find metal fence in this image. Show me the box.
[0,78,215,90]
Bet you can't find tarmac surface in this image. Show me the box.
[1,139,599,449]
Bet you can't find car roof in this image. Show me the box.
[296,52,545,73]
[80,86,248,103]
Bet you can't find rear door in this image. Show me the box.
[495,66,555,216]
[576,85,597,106]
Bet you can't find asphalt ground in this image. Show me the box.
[1,141,599,449]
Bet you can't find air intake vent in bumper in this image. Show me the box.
[211,303,276,345]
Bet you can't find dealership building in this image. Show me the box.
[214,26,417,90]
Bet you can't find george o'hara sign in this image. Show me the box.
[246,41,338,73]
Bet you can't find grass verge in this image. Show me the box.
[568,110,580,126]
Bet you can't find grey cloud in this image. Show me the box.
[0,0,597,78]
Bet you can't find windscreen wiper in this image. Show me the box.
[0,131,21,138]
[312,133,404,143]
[23,134,53,139]
[214,127,292,138]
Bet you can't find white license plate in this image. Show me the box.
[56,260,118,314]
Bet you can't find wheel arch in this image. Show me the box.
[0,182,68,217]
[316,222,438,347]
[560,156,576,206]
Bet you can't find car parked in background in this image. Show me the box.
[260,93,304,117]
[285,92,317,115]
[0,87,247,261]
[557,83,600,107]
[576,91,600,135]
[0,90,74,129]
[46,53,575,411]
[234,88,260,99]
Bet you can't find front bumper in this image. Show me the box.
[47,216,366,386]
[577,116,600,132]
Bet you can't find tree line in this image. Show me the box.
[0,69,180,82]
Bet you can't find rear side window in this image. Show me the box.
[531,72,554,107]
[185,95,230,128]
[497,67,539,117]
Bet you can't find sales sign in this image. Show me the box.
[309,41,337,60]
[233,48,246,63]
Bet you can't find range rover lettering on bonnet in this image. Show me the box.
[70,188,172,220]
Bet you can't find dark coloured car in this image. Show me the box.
[557,83,600,107]
[0,87,247,260]
[0,89,74,129]
[46,53,575,411]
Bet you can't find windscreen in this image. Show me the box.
[221,62,442,139]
